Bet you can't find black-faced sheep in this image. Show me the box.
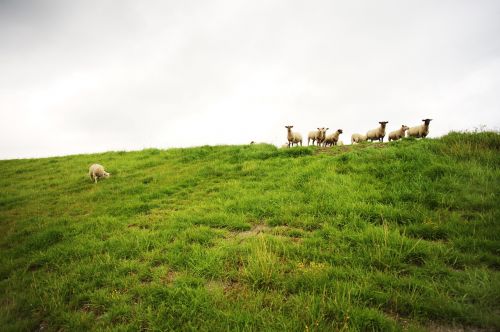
[323,129,343,147]
[367,121,389,142]
[407,119,432,138]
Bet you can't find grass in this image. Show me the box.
[0,131,499,331]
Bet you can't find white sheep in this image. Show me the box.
[285,125,303,147]
[351,133,367,144]
[407,119,432,138]
[89,164,110,183]
[323,129,343,147]
[308,127,328,146]
[366,121,389,142]
[388,125,410,141]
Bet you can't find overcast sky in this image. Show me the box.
[1,0,499,159]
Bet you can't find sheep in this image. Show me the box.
[308,127,328,146]
[351,133,367,144]
[388,125,410,141]
[285,125,303,147]
[89,164,110,183]
[407,119,432,138]
[366,121,389,142]
[337,140,344,146]
[323,129,343,147]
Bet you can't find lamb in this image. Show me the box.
[388,125,410,141]
[323,129,343,147]
[285,125,303,147]
[407,119,432,138]
[308,127,328,146]
[89,164,110,183]
[366,121,389,142]
[351,133,367,144]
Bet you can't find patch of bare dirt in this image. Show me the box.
[426,323,492,332]
[228,224,270,239]
[161,270,179,285]
[237,224,269,238]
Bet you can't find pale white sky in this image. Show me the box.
[1,0,499,159]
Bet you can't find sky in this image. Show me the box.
[1,0,499,159]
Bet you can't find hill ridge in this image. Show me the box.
[0,131,499,331]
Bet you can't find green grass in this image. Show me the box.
[1,131,499,331]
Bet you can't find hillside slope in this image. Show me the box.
[1,132,499,331]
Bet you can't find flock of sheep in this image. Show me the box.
[89,119,432,183]
[285,119,432,147]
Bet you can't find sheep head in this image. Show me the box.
[422,119,432,125]
[379,121,389,128]
[337,129,343,134]
[402,125,409,131]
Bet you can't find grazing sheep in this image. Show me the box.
[323,129,343,147]
[308,127,328,146]
[366,121,389,142]
[351,133,367,144]
[89,164,110,183]
[407,119,432,138]
[388,125,410,141]
[285,125,303,147]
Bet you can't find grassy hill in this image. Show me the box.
[0,132,499,331]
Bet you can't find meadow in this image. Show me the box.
[0,132,499,331]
